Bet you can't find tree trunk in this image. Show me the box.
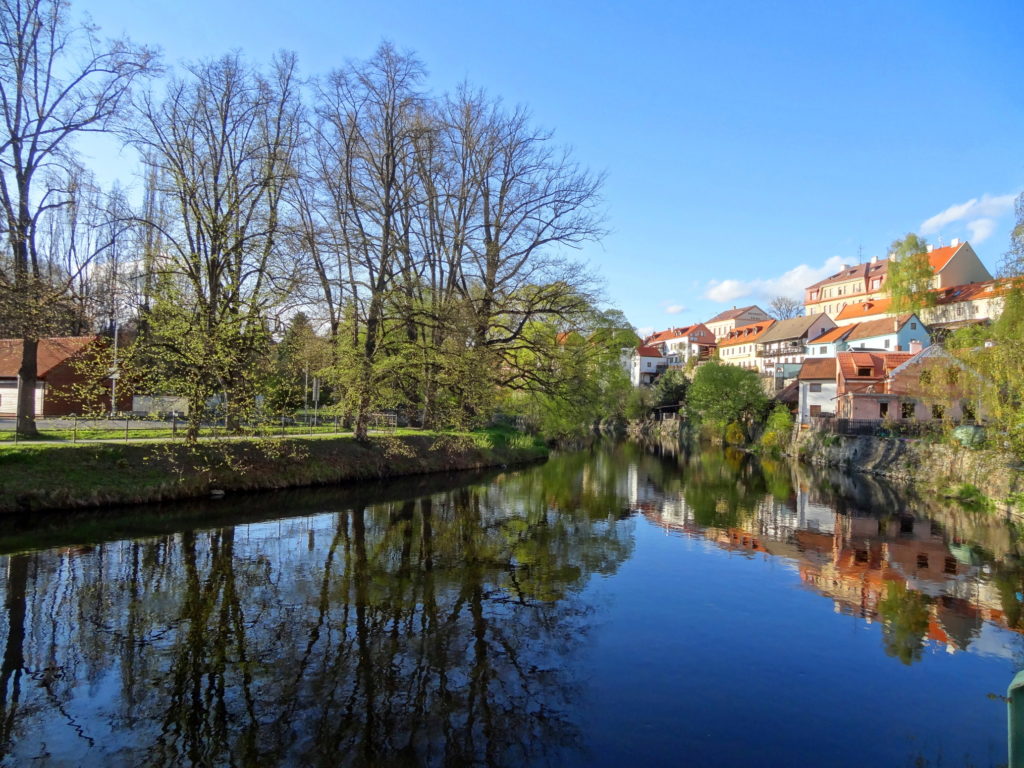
[15,338,38,438]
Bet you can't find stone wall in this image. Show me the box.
[793,430,1023,512]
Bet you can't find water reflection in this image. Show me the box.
[0,470,633,766]
[629,438,1024,663]
[0,441,1020,765]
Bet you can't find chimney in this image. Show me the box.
[870,255,878,263]
[909,340,922,354]
[926,244,934,253]
[950,237,960,247]
[888,252,896,261]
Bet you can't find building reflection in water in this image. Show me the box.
[628,439,1024,664]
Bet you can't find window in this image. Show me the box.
[879,401,889,418]
[857,367,872,376]
[884,339,890,348]
[901,402,914,419]
[916,554,929,570]
[932,404,944,419]
[809,405,822,416]
[810,383,822,392]
[910,322,917,330]
[820,346,826,354]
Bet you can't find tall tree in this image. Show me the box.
[127,53,302,439]
[886,233,936,314]
[0,0,155,435]
[311,43,428,440]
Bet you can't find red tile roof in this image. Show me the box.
[835,298,893,322]
[807,325,852,344]
[0,336,99,378]
[644,326,694,344]
[836,351,914,382]
[718,319,775,347]
[635,345,664,358]
[798,357,837,380]
[927,243,961,272]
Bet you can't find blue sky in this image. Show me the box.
[79,0,1024,334]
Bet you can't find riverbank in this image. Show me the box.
[0,430,548,514]
[792,430,1024,513]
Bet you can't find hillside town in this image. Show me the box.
[626,239,1010,430]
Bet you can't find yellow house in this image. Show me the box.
[717,319,775,371]
[803,240,991,320]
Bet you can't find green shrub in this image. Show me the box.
[725,421,746,446]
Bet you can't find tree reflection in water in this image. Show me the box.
[0,467,634,766]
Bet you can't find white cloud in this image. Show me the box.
[967,217,997,244]
[920,193,1016,236]
[703,255,846,304]
[636,326,654,339]
[665,304,686,315]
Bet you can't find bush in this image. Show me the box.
[725,421,746,445]
[759,404,794,455]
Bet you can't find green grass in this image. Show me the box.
[0,428,548,514]
[0,423,356,443]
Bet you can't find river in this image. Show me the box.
[0,440,1019,766]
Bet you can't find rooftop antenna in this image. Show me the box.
[857,243,864,264]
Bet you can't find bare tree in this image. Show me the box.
[126,53,302,439]
[768,296,803,320]
[310,42,428,440]
[0,0,155,436]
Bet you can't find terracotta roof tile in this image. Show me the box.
[807,325,853,344]
[0,336,99,378]
[718,319,776,347]
[835,298,893,321]
[635,345,664,358]
[798,357,837,380]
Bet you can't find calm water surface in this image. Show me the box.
[0,441,1021,766]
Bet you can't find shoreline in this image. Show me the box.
[0,432,548,515]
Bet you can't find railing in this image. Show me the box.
[759,345,804,359]
[806,417,950,438]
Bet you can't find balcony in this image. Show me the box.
[759,343,804,359]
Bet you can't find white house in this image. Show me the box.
[629,345,666,387]
[643,324,716,367]
[796,357,837,424]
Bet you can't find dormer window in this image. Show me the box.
[857,367,872,377]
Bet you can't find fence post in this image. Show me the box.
[172,413,177,437]
[125,416,130,442]
[73,416,77,444]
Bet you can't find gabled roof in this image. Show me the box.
[927,243,962,272]
[705,305,766,324]
[758,313,832,344]
[807,242,973,294]
[0,336,99,378]
[718,319,775,347]
[836,351,914,381]
[844,314,917,342]
[798,357,837,380]
[645,325,696,344]
[835,297,893,322]
[635,345,664,358]
[806,260,889,291]
[807,325,854,344]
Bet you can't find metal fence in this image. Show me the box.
[805,417,950,438]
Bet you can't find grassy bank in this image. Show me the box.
[0,427,548,515]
